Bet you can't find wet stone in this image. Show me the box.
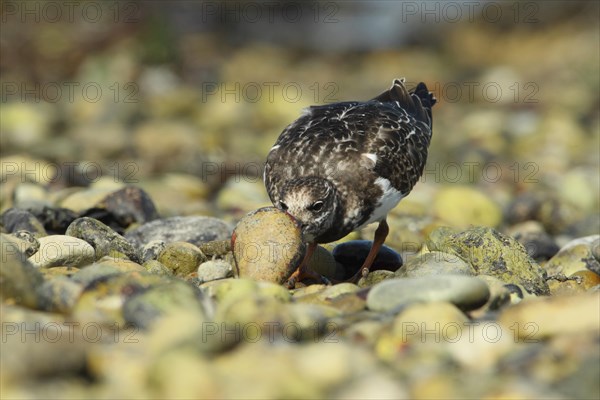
[232,207,304,285]
[197,259,234,283]
[126,216,232,251]
[396,251,475,278]
[332,240,403,278]
[28,235,95,268]
[366,275,490,312]
[66,217,140,262]
[158,242,207,276]
[1,208,47,236]
[427,226,550,296]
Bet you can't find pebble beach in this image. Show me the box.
[1,2,599,399]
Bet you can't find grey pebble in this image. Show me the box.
[197,259,234,283]
[28,235,95,268]
[366,275,490,312]
[396,251,475,278]
[66,217,140,262]
[126,216,232,250]
[1,208,47,236]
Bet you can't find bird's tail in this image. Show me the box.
[372,78,436,128]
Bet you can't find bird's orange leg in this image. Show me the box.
[285,242,330,288]
[347,219,389,283]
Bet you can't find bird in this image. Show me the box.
[264,78,436,288]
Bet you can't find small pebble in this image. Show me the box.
[1,208,47,236]
[366,275,490,312]
[126,216,232,250]
[396,251,475,278]
[28,235,95,268]
[197,259,234,283]
[144,260,172,276]
[66,217,140,262]
[332,240,403,278]
[544,235,600,277]
[158,242,207,276]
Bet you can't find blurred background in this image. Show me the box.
[1,0,599,241]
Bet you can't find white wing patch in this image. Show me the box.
[361,153,377,168]
[359,177,404,228]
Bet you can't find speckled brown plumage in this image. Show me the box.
[264,78,436,246]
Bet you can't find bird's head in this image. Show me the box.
[277,176,339,242]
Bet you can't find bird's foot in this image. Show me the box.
[345,266,370,284]
[285,267,331,289]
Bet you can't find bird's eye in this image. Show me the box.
[308,201,324,212]
[279,201,288,211]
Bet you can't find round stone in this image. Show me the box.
[158,242,207,276]
[0,208,47,236]
[427,226,549,296]
[197,259,234,283]
[143,260,172,276]
[28,235,95,268]
[544,235,600,277]
[366,275,490,312]
[332,240,403,278]
[126,216,232,251]
[308,245,345,281]
[396,251,475,278]
[232,207,304,285]
[66,217,140,262]
[509,221,559,262]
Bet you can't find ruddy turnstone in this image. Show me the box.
[264,78,436,287]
